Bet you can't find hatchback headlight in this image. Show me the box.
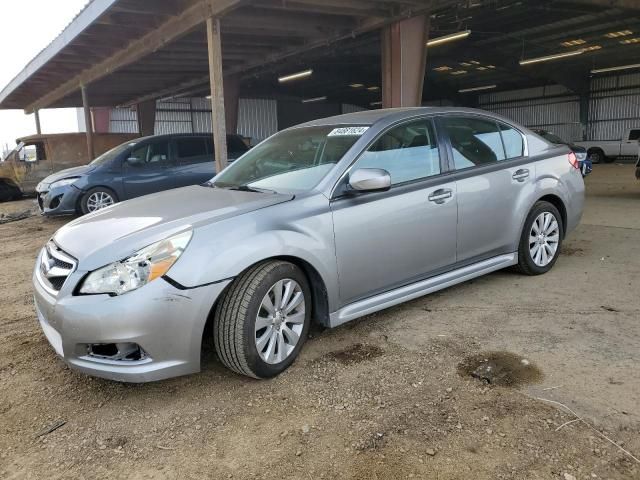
[79,231,192,296]
[50,177,79,188]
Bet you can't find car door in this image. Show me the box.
[330,117,457,306]
[173,136,215,187]
[439,115,535,263]
[622,129,640,156]
[122,140,174,199]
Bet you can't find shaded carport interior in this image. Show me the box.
[1,0,640,167]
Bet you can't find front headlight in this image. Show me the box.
[79,230,192,296]
[50,177,79,188]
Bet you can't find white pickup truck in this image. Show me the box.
[574,128,640,163]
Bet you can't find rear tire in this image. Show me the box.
[515,201,563,276]
[213,261,311,379]
[588,148,607,164]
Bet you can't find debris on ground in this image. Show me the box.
[34,419,66,438]
[0,208,36,224]
[457,351,543,387]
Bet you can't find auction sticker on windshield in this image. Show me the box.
[328,126,369,137]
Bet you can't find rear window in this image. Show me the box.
[176,138,207,158]
[629,130,640,141]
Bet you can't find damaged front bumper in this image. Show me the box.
[32,261,231,382]
[35,183,82,216]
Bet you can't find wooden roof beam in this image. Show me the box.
[25,0,244,113]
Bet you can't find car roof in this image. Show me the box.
[135,132,242,143]
[292,107,523,130]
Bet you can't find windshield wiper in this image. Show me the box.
[229,185,276,194]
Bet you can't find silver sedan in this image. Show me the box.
[32,107,585,382]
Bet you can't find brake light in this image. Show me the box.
[568,152,579,169]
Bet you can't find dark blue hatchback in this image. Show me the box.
[35,133,248,215]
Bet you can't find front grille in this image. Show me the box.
[37,241,77,295]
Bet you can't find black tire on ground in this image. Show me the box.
[587,148,607,164]
[79,186,118,215]
[213,260,311,379]
[515,201,563,276]
[11,186,23,201]
[0,185,9,203]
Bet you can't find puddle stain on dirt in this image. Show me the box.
[457,351,543,387]
[322,343,384,365]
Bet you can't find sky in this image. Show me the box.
[0,0,88,157]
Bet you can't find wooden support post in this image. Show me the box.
[382,15,430,108]
[34,109,42,135]
[207,16,228,173]
[224,73,240,135]
[137,100,157,137]
[81,85,95,160]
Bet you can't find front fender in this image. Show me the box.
[167,195,339,310]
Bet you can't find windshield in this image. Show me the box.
[90,141,138,166]
[213,125,367,193]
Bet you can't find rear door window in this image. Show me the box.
[499,123,525,159]
[441,116,506,170]
[629,129,640,141]
[176,137,209,164]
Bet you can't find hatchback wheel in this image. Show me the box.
[80,187,118,214]
[213,261,311,378]
[516,201,563,275]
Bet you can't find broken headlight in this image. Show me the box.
[79,230,192,296]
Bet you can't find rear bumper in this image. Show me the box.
[32,260,231,382]
[36,184,81,216]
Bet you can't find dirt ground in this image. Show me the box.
[1,164,639,479]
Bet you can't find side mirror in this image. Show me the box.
[348,168,391,193]
[126,157,144,167]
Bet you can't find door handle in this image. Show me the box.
[512,169,530,182]
[428,188,453,204]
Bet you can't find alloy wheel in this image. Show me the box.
[86,191,114,212]
[529,212,560,267]
[255,278,305,364]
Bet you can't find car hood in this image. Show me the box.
[53,185,294,270]
[40,165,94,186]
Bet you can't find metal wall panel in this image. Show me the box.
[108,97,278,142]
[479,87,581,141]
[109,107,137,133]
[341,103,366,113]
[588,72,640,140]
[237,98,278,142]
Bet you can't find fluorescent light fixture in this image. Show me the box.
[591,63,640,74]
[604,30,632,38]
[620,37,640,44]
[301,96,327,103]
[349,83,364,88]
[519,49,584,65]
[370,101,382,106]
[278,69,313,83]
[582,45,602,52]
[434,66,452,72]
[450,70,467,75]
[367,86,380,91]
[426,30,471,47]
[459,84,497,93]
[561,39,586,47]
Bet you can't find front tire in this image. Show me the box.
[80,187,118,214]
[213,261,311,379]
[516,201,563,276]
